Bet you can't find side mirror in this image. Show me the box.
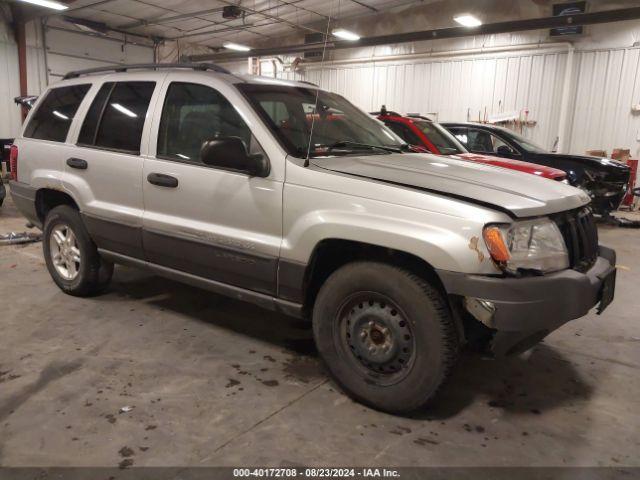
[496,145,515,157]
[200,137,270,177]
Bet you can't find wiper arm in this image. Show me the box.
[328,141,402,154]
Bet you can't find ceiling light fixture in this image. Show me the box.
[332,28,361,41]
[454,14,482,27]
[223,42,251,52]
[17,0,69,10]
[111,103,137,118]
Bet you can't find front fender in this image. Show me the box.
[282,195,505,276]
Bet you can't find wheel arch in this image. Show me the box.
[35,188,80,224]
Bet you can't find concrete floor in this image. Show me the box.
[0,187,639,468]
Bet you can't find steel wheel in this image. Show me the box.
[49,224,81,281]
[337,292,416,386]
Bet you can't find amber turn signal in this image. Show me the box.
[483,226,511,262]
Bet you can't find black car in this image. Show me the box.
[442,122,631,216]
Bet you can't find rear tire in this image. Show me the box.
[312,261,459,414]
[43,205,113,296]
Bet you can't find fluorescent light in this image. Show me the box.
[332,28,360,41]
[223,42,251,52]
[111,103,137,118]
[52,110,69,120]
[17,0,69,10]
[454,14,482,27]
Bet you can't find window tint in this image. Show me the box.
[466,129,511,154]
[93,82,155,153]
[78,83,114,145]
[24,84,90,142]
[385,122,421,146]
[157,82,253,163]
[447,127,468,145]
[413,121,465,155]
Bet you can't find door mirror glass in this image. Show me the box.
[201,137,270,177]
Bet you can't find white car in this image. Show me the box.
[9,63,617,413]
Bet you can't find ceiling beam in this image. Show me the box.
[188,6,640,61]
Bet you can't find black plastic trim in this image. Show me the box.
[81,212,144,259]
[142,228,278,296]
[99,249,303,318]
[437,246,616,334]
[8,181,41,228]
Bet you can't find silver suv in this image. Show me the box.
[9,63,617,413]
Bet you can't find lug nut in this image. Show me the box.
[369,346,377,354]
[360,331,367,339]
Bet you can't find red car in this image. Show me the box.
[374,109,567,182]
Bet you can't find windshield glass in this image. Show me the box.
[238,83,405,158]
[413,120,466,155]
[495,126,547,153]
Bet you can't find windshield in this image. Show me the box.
[413,120,466,155]
[238,83,405,158]
[495,126,547,153]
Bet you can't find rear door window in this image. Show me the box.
[78,81,155,154]
[24,84,91,142]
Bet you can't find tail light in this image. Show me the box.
[9,144,18,181]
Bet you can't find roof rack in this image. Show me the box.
[63,62,231,80]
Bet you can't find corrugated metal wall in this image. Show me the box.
[0,23,23,138]
[280,51,569,151]
[569,47,640,157]
[43,26,155,83]
[279,45,640,158]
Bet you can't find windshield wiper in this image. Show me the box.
[327,141,402,154]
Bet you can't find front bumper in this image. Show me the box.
[437,246,616,355]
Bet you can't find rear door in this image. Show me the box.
[63,76,160,259]
[142,77,283,295]
[19,83,92,190]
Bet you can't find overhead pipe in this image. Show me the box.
[188,7,640,62]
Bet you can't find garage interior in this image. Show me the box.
[1,0,640,473]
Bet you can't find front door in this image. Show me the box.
[142,79,283,295]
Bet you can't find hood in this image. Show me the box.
[455,152,566,180]
[533,153,631,176]
[311,153,591,218]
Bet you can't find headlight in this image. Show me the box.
[483,218,569,273]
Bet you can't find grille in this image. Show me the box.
[553,207,599,272]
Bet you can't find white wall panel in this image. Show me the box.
[283,50,568,151]
[45,27,154,82]
[0,22,23,138]
[568,47,640,158]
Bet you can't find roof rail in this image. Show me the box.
[63,62,231,80]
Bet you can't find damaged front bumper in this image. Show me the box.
[437,246,616,356]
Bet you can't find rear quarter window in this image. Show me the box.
[24,84,91,142]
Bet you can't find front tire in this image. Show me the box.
[312,262,459,414]
[43,205,113,296]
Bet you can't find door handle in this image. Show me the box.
[66,158,88,170]
[147,173,178,188]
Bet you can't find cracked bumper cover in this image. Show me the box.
[437,246,616,355]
